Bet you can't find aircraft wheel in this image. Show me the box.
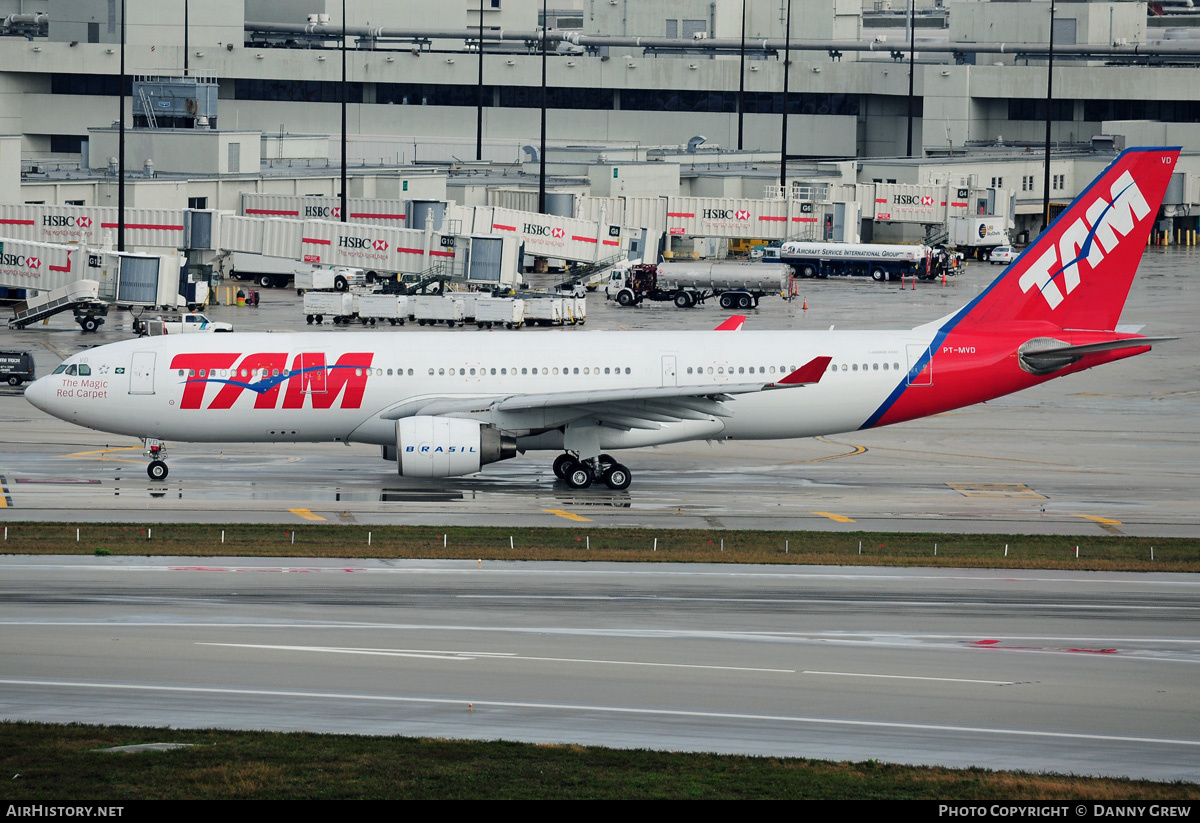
[565,464,593,490]
[552,453,578,480]
[603,463,631,491]
[147,460,168,481]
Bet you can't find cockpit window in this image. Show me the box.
[53,365,67,374]
[78,364,91,376]
[64,365,77,376]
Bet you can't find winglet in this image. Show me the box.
[714,315,747,331]
[777,356,832,385]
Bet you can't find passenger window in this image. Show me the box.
[852,364,858,372]
[873,363,878,371]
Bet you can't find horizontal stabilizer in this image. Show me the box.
[777,356,833,385]
[1019,336,1175,375]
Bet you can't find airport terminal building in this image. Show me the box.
[1,0,1200,242]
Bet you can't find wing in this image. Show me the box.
[378,356,832,432]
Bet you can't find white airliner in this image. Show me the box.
[25,147,1179,489]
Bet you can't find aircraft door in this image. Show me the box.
[905,344,933,387]
[661,355,677,387]
[296,352,327,395]
[129,351,156,395]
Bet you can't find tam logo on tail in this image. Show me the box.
[1018,169,1153,310]
[957,147,1178,332]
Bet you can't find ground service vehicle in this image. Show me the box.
[606,262,791,309]
[141,313,233,336]
[23,148,1179,492]
[780,241,933,281]
[0,350,34,386]
[294,266,367,293]
[947,216,1011,261]
[989,246,1018,265]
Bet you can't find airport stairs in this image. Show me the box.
[8,280,102,330]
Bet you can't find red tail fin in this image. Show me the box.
[958,147,1179,332]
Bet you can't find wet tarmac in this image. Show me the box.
[1,251,1197,535]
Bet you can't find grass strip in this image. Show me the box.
[0,522,1196,572]
[2,722,1197,800]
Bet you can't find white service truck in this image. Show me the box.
[294,266,367,293]
[605,262,791,309]
[947,216,1011,261]
[779,241,933,282]
[141,312,233,336]
[217,251,319,289]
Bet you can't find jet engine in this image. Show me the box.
[394,416,517,477]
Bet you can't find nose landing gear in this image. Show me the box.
[144,439,169,480]
[553,452,632,490]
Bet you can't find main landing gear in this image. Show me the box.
[552,452,632,491]
[144,439,169,480]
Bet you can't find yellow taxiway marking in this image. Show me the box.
[59,447,143,464]
[0,474,10,508]
[543,509,592,522]
[812,511,855,523]
[1072,514,1123,525]
[947,483,1046,499]
[1071,514,1123,535]
[289,508,326,522]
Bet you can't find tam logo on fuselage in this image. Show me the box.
[169,351,374,410]
[1018,170,1150,309]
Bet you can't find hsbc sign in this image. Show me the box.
[892,194,935,207]
[336,234,392,260]
[42,215,93,228]
[304,205,342,218]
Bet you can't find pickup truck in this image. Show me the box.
[140,313,234,336]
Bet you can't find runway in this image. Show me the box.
[1,249,1198,535]
[1,556,1197,780]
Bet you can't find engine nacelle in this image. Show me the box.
[395,416,517,478]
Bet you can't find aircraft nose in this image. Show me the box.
[24,376,53,414]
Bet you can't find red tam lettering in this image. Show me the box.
[169,353,240,409]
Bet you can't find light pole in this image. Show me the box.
[538,0,547,214]
[737,0,746,151]
[476,0,484,160]
[1041,0,1057,231]
[779,0,792,192]
[340,0,347,223]
[906,0,915,156]
[118,0,125,251]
